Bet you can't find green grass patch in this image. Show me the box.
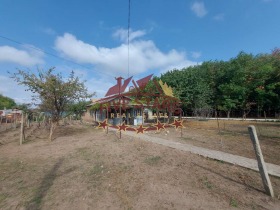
[87,162,105,188]
[203,177,213,189]
[218,131,239,136]
[181,137,193,141]
[230,198,238,207]
[144,156,161,166]
[76,147,93,161]
[118,163,133,171]
[214,159,224,164]
[89,163,104,175]
[0,193,8,206]
[198,119,209,121]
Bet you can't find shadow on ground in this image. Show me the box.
[25,158,65,210]
[193,162,264,194]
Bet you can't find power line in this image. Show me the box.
[127,0,131,78]
[0,34,114,77]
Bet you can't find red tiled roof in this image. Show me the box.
[136,74,153,87]
[105,76,133,97]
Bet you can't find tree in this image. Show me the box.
[156,49,279,118]
[11,68,94,141]
[67,100,91,122]
[0,94,16,110]
[161,66,213,117]
[15,103,32,112]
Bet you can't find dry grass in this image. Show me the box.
[0,123,280,209]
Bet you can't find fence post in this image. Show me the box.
[20,113,24,145]
[5,117,7,131]
[14,113,16,128]
[43,115,46,127]
[0,115,3,131]
[248,125,274,197]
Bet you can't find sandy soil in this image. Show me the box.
[0,123,280,210]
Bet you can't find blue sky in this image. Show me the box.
[0,0,279,103]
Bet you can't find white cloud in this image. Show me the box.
[191,2,208,18]
[113,28,146,42]
[159,61,198,74]
[47,64,113,98]
[213,13,224,21]
[85,77,115,98]
[191,51,202,59]
[42,27,56,36]
[0,75,33,104]
[54,31,197,76]
[0,45,44,66]
[53,65,89,79]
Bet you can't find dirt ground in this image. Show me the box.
[0,122,280,210]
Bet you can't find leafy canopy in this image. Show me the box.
[0,94,16,110]
[158,49,280,117]
[11,68,94,122]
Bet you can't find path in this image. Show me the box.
[118,129,280,177]
[183,117,279,122]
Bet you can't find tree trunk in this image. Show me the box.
[227,111,230,118]
[79,114,83,124]
[49,122,56,141]
[215,111,220,133]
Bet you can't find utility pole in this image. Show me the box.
[116,77,123,139]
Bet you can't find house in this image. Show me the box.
[0,108,22,123]
[84,95,146,125]
[83,76,148,125]
[83,98,100,123]
[83,74,181,125]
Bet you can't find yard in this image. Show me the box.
[0,120,280,209]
